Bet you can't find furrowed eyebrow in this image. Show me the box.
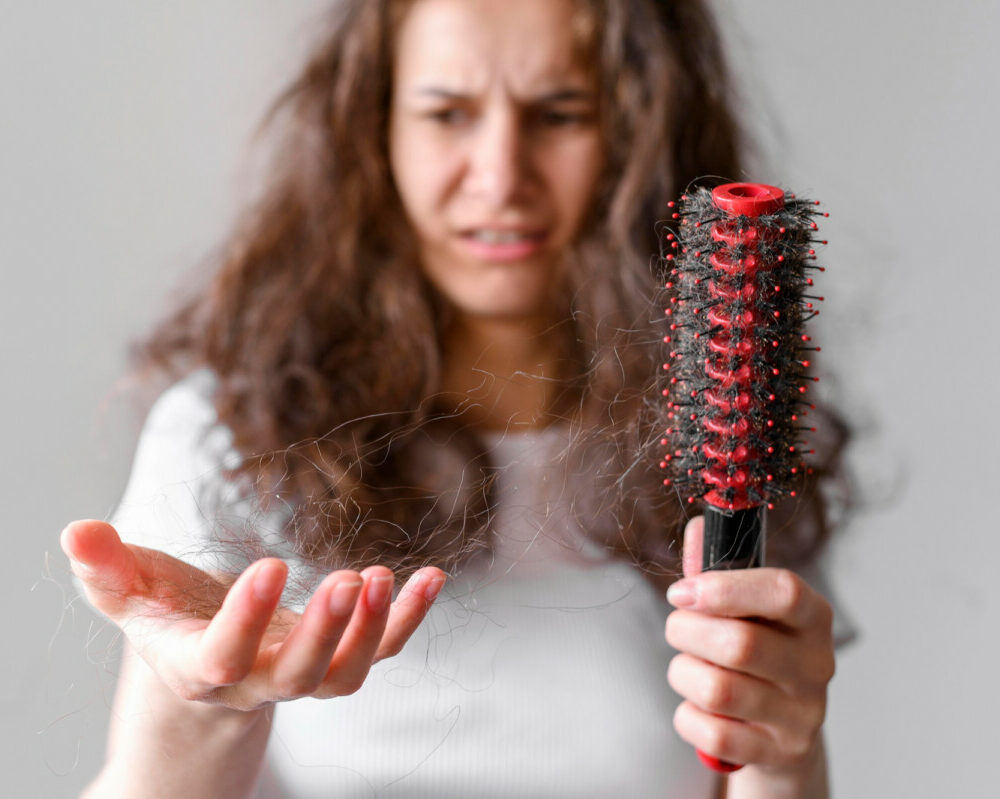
[533,88,595,103]
[410,87,595,103]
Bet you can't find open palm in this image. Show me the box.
[62,519,445,711]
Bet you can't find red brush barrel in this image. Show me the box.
[701,184,783,515]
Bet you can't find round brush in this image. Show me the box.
[659,182,828,772]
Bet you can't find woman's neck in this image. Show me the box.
[439,314,566,432]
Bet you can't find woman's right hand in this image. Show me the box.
[61,519,445,712]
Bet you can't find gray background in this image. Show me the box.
[2,1,997,796]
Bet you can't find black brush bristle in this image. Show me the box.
[658,184,828,515]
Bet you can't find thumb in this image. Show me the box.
[61,519,139,614]
[681,515,704,579]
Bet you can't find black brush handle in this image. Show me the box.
[695,505,766,774]
[702,506,765,571]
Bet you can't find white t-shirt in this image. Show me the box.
[108,370,724,797]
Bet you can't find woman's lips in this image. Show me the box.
[457,228,548,261]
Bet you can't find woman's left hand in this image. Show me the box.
[665,516,835,777]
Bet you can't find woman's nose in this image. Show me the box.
[466,110,530,208]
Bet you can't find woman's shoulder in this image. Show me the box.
[143,367,219,434]
[110,368,244,565]
[133,367,239,470]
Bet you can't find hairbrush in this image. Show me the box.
[659,182,827,772]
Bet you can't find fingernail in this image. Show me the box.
[329,580,363,616]
[667,579,697,608]
[365,575,393,613]
[253,562,284,601]
[422,575,446,603]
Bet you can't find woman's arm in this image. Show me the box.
[64,519,445,798]
[723,734,828,799]
[83,644,273,799]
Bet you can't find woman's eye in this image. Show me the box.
[536,109,593,128]
[425,108,469,125]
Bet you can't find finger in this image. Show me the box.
[267,571,364,699]
[667,653,798,729]
[318,566,394,696]
[665,609,824,687]
[196,559,287,688]
[674,699,774,768]
[374,568,446,662]
[61,520,140,615]
[681,516,704,578]
[667,568,832,632]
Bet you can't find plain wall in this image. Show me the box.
[2,2,997,796]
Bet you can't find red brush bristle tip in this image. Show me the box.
[660,183,825,514]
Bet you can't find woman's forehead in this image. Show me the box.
[393,0,593,96]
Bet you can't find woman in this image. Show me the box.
[63,1,840,796]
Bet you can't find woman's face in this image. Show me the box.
[389,0,604,326]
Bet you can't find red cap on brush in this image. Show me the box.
[660,182,828,772]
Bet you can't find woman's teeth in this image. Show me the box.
[469,229,537,244]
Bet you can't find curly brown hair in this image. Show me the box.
[131,0,845,589]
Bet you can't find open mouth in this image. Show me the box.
[456,227,549,262]
[463,228,546,245]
